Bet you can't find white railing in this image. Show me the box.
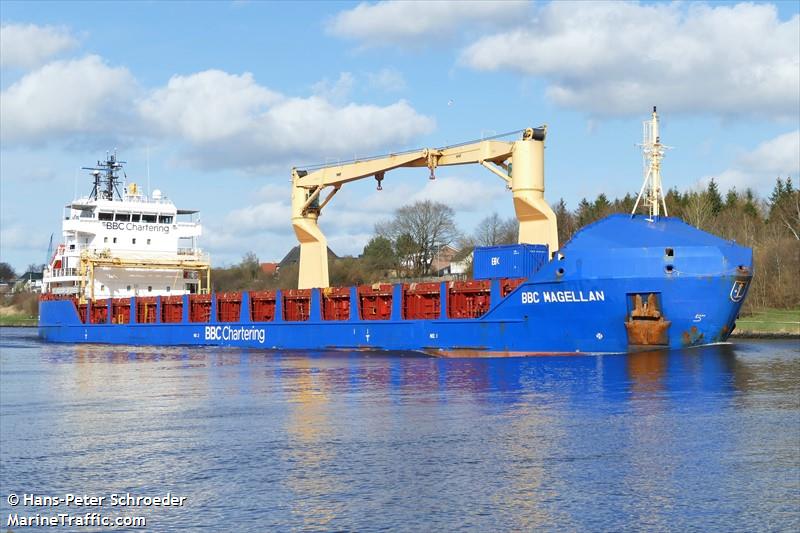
[177,248,203,256]
[47,268,79,278]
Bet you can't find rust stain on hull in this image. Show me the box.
[625,293,670,347]
[681,325,705,346]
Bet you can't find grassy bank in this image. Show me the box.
[734,308,800,337]
[0,313,37,327]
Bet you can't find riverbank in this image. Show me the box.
[732,308,800,337]
[0,310,36,327]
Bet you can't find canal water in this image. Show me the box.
[1,328,798,531]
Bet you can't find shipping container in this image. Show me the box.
[447,280,491,319]
[358,284,393,320]
[217,292,242,322]
[161,295,183,324]
[403,282,440,320]
[136,297,157,323]
[501,278,526,297]
[189,294,211,323]
[283,289,311,321]
[111,298,131,324]
[74,300,88,323]
[250,291,276,322]
[322,287,351,321]
[90,300,109,324]
[473,244,549,280]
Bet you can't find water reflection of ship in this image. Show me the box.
[56,345,776,401]
[281,357,343,528]
[627,351,669,394]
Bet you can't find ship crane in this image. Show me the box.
[291,127,559,289]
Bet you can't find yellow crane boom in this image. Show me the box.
[291,127,558,289]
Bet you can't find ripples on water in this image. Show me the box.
[1,328,798,531]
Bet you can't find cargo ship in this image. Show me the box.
[39,110,753,355]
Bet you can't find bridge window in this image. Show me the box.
[98,212,113,221]
[142,214,157,223]
[115,213,130,221]
[158,215,173,224]
[131,214,141,222]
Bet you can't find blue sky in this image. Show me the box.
[1,0,798,272]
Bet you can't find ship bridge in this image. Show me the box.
[43,154,209,301]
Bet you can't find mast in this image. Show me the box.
[83,151,126,201]
[632,107,670,219]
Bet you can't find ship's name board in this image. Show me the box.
[205,325,266,343]
[102,221,170,234]
[521,290,605,304]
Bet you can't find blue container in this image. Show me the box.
[473,244,550,279]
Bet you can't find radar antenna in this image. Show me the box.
[82,151,127,201]
[632,107,670,219]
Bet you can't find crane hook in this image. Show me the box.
[426,150,439,180]
[375,172,384,191]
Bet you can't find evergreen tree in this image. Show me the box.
[593,193,611,218]
[743,188,758,218]
[770,177,785,205]
[706,179,723,215]
[362,236,395,271]
[725,188,738,209]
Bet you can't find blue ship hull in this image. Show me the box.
[39,215,753,356]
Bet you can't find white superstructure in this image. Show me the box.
[42,153,210,301]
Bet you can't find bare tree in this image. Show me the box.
[377,200,459,276]
[774,191,800,240]
[473,213,517,246]
[684,192,713,230]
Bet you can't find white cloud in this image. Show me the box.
[311,72,355,104]
[139,70,281,144]
[714,130,800,192]
[203,174,504,262]
[0,224,43,252]
[202,224,294,264]
[139,69,435,171]
[328,0,530,47]
[410,176,504,209]
[738,130,800,172]
[0,55,137,145]
[224,200,292,233]
[2,61,433,169]
[0,23,78,69]
[335,176,504,216]
[366,68,406,92]
[461,2,800,119]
